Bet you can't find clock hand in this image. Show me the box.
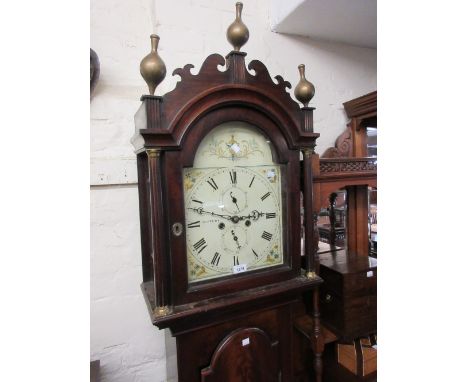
[230,192,240,212]
[236,210,265,221]
[231,229,241,249]
[250,210,264,221]
[188,207,234,222]
[188,207,265,224]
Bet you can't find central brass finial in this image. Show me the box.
[227,2,249,51]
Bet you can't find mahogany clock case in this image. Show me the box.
[133,52,320,311]
[132,45,324,381]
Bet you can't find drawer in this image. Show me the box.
[342,296,376,338]
[320,289,344,333]
[320,289,343,316]
[319,265,377,299]
[320,290,376,338]
[318,267,343,296]
[343,295,376,312]
[320,290,376,314]
[343,270,377,298]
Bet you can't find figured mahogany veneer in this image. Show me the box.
[201,327,278,382]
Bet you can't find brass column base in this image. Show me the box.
[306,271,317,279]
[153,306,171,317]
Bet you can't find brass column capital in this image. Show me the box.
[146,148,161,158]
[302,148,314,157]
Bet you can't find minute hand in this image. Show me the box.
[188,207,234,221]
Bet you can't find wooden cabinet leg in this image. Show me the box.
[311,288,324,382]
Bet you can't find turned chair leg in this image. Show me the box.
[313,352,323,382]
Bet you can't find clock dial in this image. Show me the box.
[183,122,285,283]
[184,165,283,282]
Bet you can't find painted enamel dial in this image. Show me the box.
[183,122,284,283]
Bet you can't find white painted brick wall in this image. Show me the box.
[91,186,168,382]
[90,0,376,380]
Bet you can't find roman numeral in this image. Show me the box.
[252,249,258,258]
[249,176,255,188]
[191,198,203,204]
[207,177,218,190]
[229,170,237,185]
[211,252,221,266]
[266,212,276,219]
[187,221,200,228]
[193,238,207,254]
[233,255,239,266]
[261,231,273,241]
[261,192,271,201]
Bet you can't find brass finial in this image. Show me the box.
[294,64,315,107]
[227,2,249,51]
[140,34,167,95]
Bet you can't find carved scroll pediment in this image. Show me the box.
[135,51,311,151]
[247,60,292,93]
[170,54,227,90]
[163,53,300,112]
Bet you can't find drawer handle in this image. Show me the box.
[325,294,332,302]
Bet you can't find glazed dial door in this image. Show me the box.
[183,122,284,283]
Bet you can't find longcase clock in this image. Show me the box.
[131,3,324,381]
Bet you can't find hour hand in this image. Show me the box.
[188,207,233,221]
[230,192,240,212]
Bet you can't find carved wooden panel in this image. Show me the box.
[319,158,377,175]
[201,327,278,382]
[321,126,353,158]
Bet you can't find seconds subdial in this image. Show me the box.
[221,187,247,214]
[222,226,248,253]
